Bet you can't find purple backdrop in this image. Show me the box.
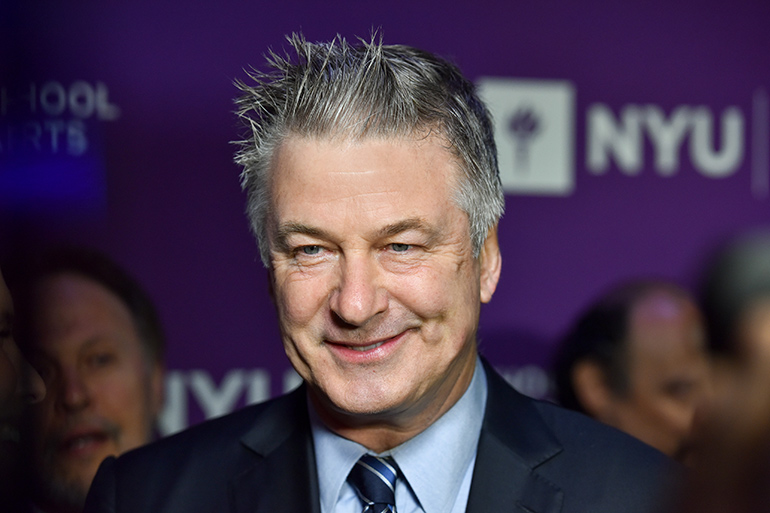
[3,0,770,433]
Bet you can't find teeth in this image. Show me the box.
[65,434,102,450]
[348,341,386,352]
[71,437,92,449]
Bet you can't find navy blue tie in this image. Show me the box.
[347,454,398,513]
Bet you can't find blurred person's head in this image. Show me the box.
[1,264,45,513]
[553,280,710,461]
[700,229,770,366]
[673,228,770,506]
[11,247,164,513]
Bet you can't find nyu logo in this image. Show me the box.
[157,367,301,435]
[478,78,767,198]
[477,78,576,195]
[587,104,745,177]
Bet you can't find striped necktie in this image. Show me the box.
[347,454,398,513]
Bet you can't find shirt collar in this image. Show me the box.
[310,357,487,513]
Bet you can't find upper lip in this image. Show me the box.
[329,339,386,347]
[325,332,402,348]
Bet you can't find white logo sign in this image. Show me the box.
[477,77,576,196]
[586,103,745,177]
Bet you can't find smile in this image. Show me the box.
[347,340,387,352]
[325,331,409,362]
[62,432,108,451]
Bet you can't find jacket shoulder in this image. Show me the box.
[84,388,309,513]
[478,362,679,513]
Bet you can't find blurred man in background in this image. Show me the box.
[1,264,46,512]
[666,228,770,513]
[672,229,770,511]
[553,279,710,462]
[0,263,46,437]
[701,230,770,366]
[9,246,165,513]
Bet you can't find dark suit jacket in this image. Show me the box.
[84,360,675,513]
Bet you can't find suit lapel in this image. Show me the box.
[229,385,321,513]
[466,360,564,513]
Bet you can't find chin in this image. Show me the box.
[320,380,406,418]
[311,380,399,416]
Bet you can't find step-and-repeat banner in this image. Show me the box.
[3,0,770,434]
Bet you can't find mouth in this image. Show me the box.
[62,432,108,451]
[346,340,388,352]
[325,330,409,361]
[56,428,113,458]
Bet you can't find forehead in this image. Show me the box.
[626,292,705,366]
[269,135,462,223]
[33,273,141,353]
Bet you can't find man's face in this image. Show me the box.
[1,268,44,423]
[606,292,709,460]
[2,269,27,420]
[28,273,163,508]
[0,269,20,417]
[268,135,500,435]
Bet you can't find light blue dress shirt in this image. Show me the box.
[310,357,488,513]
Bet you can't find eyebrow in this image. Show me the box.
[377,218,438,241]
[273,223,330,253]
[273,218,439,250]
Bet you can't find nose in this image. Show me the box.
[56,366,90,412]
[329,253,387,327]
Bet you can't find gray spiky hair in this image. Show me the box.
[234,33,503,266]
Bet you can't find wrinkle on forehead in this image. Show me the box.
[270,134,462,229]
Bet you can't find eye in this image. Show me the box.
[300,245,322,256]
[390,243,411,252]
[664,380,695,401]
[87,352,116,368]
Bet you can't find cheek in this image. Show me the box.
[277,286,320,331]
[275,272,330,324]
[393,265,477,320]
[99,363,153,411]
[274,274,333,332]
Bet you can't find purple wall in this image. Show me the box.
[3,0,770,432]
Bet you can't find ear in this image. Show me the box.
[571,360,613,420]
[479,225,502,304]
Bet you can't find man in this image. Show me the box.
[1,264,45,430]
[1,264,46,512]
[85,34,672,513]
[12,246,165,513]
[553,280,710,462]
